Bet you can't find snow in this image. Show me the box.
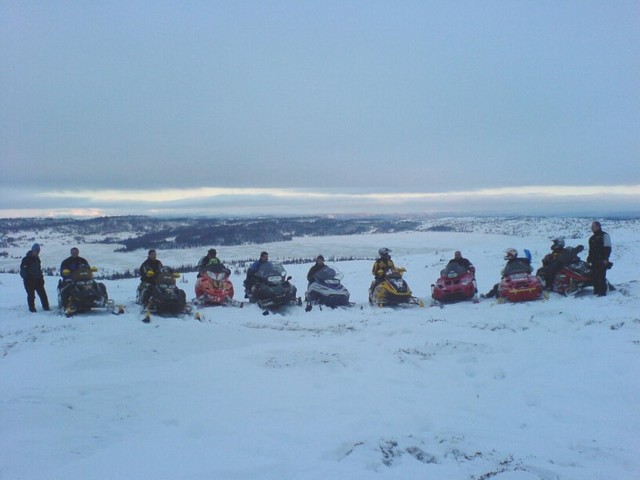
[1,225,639,479]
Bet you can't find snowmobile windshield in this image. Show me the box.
[442,262,468,277]
[313,265,343,282]
[157,267,177,285]
[503,259,531,277]
[255,261,287,281]
[205,263,227,274]
[72,266,94,282]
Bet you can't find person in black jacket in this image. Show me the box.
[482,248,532,298]
[197,248,230,277]
[139,249,163,283]
[60,247,90,280]
[58,247,91,309]
[138,249,163,306]
[588,221,612,296]
[537,238,566,290]
[447,251,476,275]
[20,243,50,312]
[307,255,325,284]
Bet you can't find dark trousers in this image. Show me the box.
[592,264,608,296]
[484,283,500,298]
[24,278,50,311]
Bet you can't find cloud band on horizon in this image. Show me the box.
[1,184,639,218]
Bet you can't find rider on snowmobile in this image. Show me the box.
[60,247,90,280]
[372,248,396,286]
[447,251,476,275]
[307,255,325,284]
[138,249,163,305]
[244,251,269,295]
[197,248,230,277]
[140,249,163,282]
[482,248,532,298]
[537,238,566,289]
[58,247,91,306]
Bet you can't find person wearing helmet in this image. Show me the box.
[372,248,396,286]
[501,248,532,277]
[197,248,230,278]
[482,248,533,298]
[138,249,163,305]
[537,239,567,290]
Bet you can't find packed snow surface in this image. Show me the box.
[1,223,639,479]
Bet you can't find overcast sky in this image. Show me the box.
[1,1,638,217]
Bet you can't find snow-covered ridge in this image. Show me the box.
[2,216,638,275]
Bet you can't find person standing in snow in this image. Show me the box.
[20,243,50,313]
[588,221,612,297]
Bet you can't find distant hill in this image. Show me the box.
[1,215,638,253]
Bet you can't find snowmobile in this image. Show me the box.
[369,268,424,307]
[431,262,477,304]
[245,261,301,311]
[305,264,351,310]
[58,265,116,315]
[551,260,594,295]
[143,266,190,315]
[534,245,595,295]
[194,263,241,307]
[498,260,543,302]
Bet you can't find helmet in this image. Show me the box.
[504,248,518,260]
[551,238,565,251]
[378,247,391,257]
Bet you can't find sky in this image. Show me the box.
[1,0,639,217]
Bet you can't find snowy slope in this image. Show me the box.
[1,224,639,480]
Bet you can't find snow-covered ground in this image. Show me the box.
[1,224,639,479]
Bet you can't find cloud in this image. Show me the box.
[1,185,638,218]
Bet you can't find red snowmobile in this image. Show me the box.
[431,262,477,304]
[498,258,543,302]
[194,264,240,307]
[538,245,595,295]
[499,272,544,302]
[552,261,593,295]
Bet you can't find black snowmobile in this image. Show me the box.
[143,266,190,315]
[245,261,301,311]
[305,264,351,310]
[58,265,111,315]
